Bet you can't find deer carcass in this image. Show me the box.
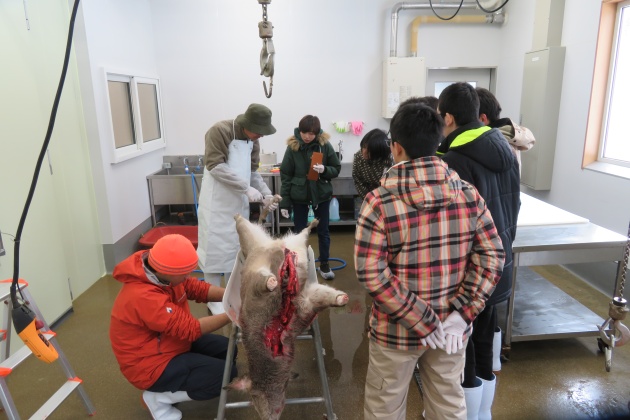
[226,214,349,419]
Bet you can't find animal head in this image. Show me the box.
[225,376,288,420]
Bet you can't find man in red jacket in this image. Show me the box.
[110,234,235,420]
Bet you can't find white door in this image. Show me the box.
[426,68,495,97]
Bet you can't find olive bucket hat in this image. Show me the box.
[235,103,276,136]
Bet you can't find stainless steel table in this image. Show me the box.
[504,212,627,347]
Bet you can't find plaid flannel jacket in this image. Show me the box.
[354,157,505,350]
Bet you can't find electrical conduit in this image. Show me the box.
[389,2,505,57]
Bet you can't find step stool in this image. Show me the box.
[0,279,95,419]
[215,247,337,420]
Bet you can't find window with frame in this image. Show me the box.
[600,0,630,166]
[584,0,630,177]
[106,73,165,163]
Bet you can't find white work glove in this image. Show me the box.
[262,195,279,211]
[312,164,325,174]
[245,186,263,202]
[281,209,290,219]
[420,322,445,350]
[442,311,468,355]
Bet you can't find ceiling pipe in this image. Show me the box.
[390,2,505,57]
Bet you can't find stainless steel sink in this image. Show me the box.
[149,167,203,177]
[147,167,203,223]
[146,163,357,225]
[146,166,274,225]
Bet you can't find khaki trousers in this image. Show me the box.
[364,340,467,420]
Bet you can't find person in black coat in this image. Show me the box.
[437,82,520,419]
[279,115,341,280]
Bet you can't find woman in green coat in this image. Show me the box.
[279,115,341,279]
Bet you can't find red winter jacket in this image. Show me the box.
[110,250,210,390]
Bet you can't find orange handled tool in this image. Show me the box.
[12,304,58,363]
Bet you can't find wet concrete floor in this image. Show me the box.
[6,227,630,419]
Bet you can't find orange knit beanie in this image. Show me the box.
[148,234,198,275]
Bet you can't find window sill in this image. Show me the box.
[111,141,165,164]
[584,161,630,180]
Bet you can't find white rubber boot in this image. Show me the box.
[478,374,496,420]
[463,379,483,420]
[205,273,225,315]
[492,327,502,373]
[142,390,191,420]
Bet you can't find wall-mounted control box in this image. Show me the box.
[382,57,426,118]
[520,46,566,190]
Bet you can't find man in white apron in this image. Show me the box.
[197,104,279,314]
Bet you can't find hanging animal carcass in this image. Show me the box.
[225,214,348,419]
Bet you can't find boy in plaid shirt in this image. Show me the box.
[354,103,505,420]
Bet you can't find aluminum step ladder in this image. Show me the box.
[215,247,337,420]
[0,279,96,420]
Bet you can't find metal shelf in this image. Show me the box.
[266,166,360,234]
[497,267,604,342]
[277,214,357,232]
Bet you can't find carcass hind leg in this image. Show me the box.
[284,218,320,253]
[250,269,279,294]
[300,283,349,314]
[266,275,278,292]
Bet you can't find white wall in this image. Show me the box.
[520,0,630,294]
[537,0,630,236]
[1,0,624,335]
[149,0,514,162]
[75,0,164,244]
[149,0,389,160]
[67,0,628,290]
[0,0,103,325]
[511,0,630,237]
[494,0,536,121]
[73,0,522,253]
[72,0,544,250]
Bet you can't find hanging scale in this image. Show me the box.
[258,0,274,98]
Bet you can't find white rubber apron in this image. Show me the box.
[197,128,253,273]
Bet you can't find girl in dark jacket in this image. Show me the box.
[352,128,393,199]
[279,115,341,280]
